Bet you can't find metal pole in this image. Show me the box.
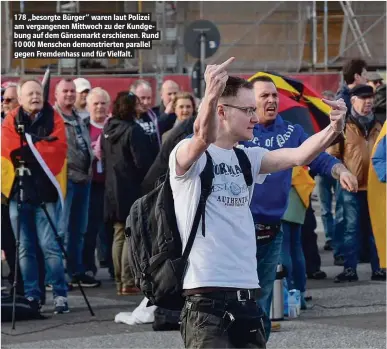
[162,1,167,78]
[210,1,283,63]
[57,1,61,75]
[312,1,317,69]
[76,1,80,76]
[344,1,372,57]
[200,32,206,98]
[138,0,143,76]
[20,1,25,75]
[5,1,11,73]
[330,13,385,65]
[324,1,328,70]
[296,1,304,72]
[339,1,365,56]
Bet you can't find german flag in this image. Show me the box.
[248,72,331,133]
[1,106,67,207]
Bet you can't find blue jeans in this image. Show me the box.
[341,190,380,272]
[83,182,105,275]
[59,179,91,278]
[256,230,283,341]
[316,175,337,242]
[333,184,345,257]
[281,222,306,293]
[9,200,67,301]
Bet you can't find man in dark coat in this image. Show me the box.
[141,116,195,194]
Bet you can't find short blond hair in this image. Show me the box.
[172,92,196,112]
[86,87,111,107]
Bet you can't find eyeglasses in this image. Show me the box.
[3,98,15,103]
[221,104,257,117]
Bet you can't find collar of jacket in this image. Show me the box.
[257,114,285,132]
[54,103,80,123]
[349,108,376,138]
[15,102,54,136]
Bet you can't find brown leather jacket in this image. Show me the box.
[327,117,382,191]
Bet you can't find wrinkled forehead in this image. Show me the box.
[164,84,179,94]
[20,81,43,95]
[135,85,152,97]
[4,86,17,97]
[253,81,278,96]
[90,93,109,104]
[58,81,76,92]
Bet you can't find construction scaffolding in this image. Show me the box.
[334,1,386,67]
[1,1,385,75]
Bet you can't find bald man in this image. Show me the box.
[152,80,180,138]
[2,84,19,118]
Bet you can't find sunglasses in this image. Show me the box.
[3,98,15,103]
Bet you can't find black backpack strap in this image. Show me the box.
[233,147,253,187]
[182,151,214,261]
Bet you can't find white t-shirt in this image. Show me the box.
[169,140,269,290]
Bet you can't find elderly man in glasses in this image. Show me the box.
[2,83,19,119]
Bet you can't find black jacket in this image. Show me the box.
[142,116,195,194]
[374,84,386,123]
[101,117,155,222]
[152,103,177,136]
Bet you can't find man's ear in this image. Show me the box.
[217,104,226,121]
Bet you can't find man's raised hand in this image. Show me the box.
[323,98,347,133]
[204,57,235,99]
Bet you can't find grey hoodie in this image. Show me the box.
[55,103,93,183]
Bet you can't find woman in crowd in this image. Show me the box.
[161,92,196,143]
[101,92,154,296]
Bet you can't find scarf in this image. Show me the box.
[351,107,375,134]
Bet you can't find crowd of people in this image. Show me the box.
[1,57,385,347]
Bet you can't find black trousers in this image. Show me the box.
[180,293,266,349]
[301,203,322,274]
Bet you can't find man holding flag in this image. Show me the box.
[1,78,69,314]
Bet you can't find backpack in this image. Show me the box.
[125,147,253,310]
[1,292,46,322]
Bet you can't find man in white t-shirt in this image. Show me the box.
[169,57,351,348]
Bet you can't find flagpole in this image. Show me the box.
[20,1,25,76]
[138,0,143,77]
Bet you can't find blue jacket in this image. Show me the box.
[372,134,386,183]
[240,115,339,224]
[336,84,351,110]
